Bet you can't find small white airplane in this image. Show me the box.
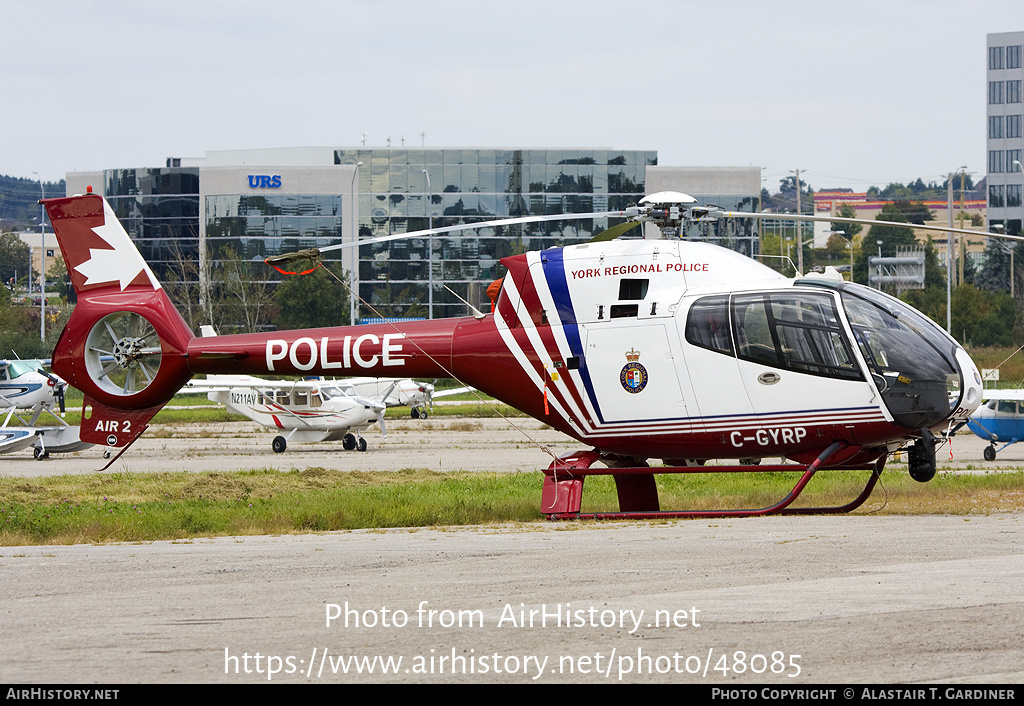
[344,377,434,418]
[965,389,1024,461]
[0,359,91,459]
[184,374,391,453]
[338,378,477,417]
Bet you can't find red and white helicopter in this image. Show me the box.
[41,189,985,518]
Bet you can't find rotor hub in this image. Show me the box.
[112,336,147,368]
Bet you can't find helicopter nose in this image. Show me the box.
[952,347,983,422]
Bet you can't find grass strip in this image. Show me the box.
[1,468,1022,546]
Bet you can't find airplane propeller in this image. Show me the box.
[37,368,66,414]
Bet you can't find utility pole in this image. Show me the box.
[33,172,45,342]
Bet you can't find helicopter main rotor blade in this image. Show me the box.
[315,210,630,254]
[589,220,643,242]
[715,210,1022,242]
[269,195,1017,271]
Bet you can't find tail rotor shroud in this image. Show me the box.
[85,311,163,397]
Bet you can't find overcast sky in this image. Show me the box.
[3,0,1019,193]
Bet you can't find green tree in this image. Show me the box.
[950,284,1018,346]
[0,231,31,286]
[852,203,919,285]
[0,286,47,359]
[831,203,862,242]
[210,247,277,334]
[272,263,350,331]
[889,200,934,225]
[47,254,71,302]
[977,239,1014,293]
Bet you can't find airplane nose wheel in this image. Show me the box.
[984,444,996,462]
[357,437,367,452]
[83,312,162,396]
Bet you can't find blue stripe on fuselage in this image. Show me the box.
[540,249,604,423]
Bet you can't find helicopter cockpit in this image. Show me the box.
[684,280,979,432]
[837,284,965,429]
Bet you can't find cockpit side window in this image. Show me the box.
[732,293,862,381]
[685,296,733,355]
[997,400,1018,414]
[685,292,861,382]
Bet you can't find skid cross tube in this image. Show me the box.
[542,441,886,520]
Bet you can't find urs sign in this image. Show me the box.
[248,175,282,188]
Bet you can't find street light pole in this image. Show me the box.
[826,230,849,277]
[947,165,967,334]
[349,161,362,326]
[423,169,433,319]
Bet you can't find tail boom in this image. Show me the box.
[185,319,464,379]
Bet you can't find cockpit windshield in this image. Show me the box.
[840,287,961,429]
[320,385,356,400]
[6,361,38,378]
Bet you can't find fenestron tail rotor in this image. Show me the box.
[84,311,163,397]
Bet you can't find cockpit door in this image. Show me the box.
[730,291,877,432]
[677,294,756,435]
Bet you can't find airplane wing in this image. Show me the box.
[981,389,1024,401]
[182,375,323,394]
[433,386,475,398]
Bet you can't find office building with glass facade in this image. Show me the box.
[988,31,1024,235]
[67,148,760,326]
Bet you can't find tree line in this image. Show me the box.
[760,176,1020,348]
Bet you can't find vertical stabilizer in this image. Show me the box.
[43,192,195,450]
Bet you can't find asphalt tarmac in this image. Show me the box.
[1,419,1022,684]
[1,417,1020,478]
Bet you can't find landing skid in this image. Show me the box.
[542,441,885,520]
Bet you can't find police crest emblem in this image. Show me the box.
[619,348,648,394]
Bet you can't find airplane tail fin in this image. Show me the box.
[42,191,195,452]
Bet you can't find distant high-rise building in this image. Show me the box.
[987,31,1024,235]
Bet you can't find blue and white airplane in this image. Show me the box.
[0,359,90,459]
[966,390,1024,461]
